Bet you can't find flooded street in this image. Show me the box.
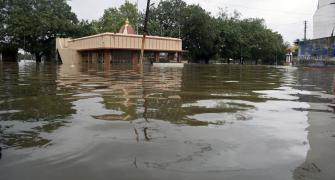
[0,61,334,180]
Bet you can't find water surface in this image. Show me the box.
[0,61,334,180]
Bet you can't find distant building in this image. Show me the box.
[56,19,183,66]
[286,46,298,64]
[313,0,335,39]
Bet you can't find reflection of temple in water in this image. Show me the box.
[58,63,185,123]
[57,64,281,126]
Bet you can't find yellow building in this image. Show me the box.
[56,20,183,66]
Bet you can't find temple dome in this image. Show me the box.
[119,19,136,35]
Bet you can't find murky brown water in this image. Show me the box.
[0,61,334,180]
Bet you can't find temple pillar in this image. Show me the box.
[90,52,97,63]
[88,52,92,63]
[155,52,160,63]
[132,51,139,65]
[176,52,181,63]
[103,50,111,65]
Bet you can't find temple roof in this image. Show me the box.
[119,19,136,35]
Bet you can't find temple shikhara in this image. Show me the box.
[56,19,183,66]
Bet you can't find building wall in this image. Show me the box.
[299,37,335,60]
[67,33,182,52]
[313,0,335,39]
[56,33,183,65]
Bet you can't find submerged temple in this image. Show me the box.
[56,20,183,66]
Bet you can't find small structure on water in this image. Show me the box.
[56,19,183,66]
[285,45,298,65]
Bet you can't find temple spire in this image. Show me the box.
[118,18,136,34]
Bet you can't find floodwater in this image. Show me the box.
[0,61,334,180]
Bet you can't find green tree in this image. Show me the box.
[3,0,78,61]
[95,1,139,33]
[215,8,287,65]
[73,20,97,37]
[0,0,6,42]
[216,11,244,63]
[181,5,218,63]
[148,0,187,37]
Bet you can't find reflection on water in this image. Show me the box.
[292,68,335,180]
[0,61,334,180]
[0,61,75,148]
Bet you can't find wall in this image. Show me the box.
[67,33,182,52]
[56,33,183,65]
[299,37,335,60]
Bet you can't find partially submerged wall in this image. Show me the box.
[298,37,335,61]
[56,33,183,65]
[56,38,81,66]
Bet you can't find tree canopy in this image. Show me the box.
[145,0,288,64]
[1,0,82,61]
[1,0,288,64]
[94,1,139,33]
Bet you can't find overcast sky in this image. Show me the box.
[68,0,318,43]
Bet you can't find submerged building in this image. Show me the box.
[56,20,183,66]
[298,0,335,62]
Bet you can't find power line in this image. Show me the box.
[268,21,305,26]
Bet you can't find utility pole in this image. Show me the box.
[139,0,151,65]
[304,20,307,41]
[136,0,139,34]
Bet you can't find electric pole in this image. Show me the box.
[136,0,139,34]
[304,20,307,41]
[139,0,151,65]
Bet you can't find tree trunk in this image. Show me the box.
[35,53,42,63]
